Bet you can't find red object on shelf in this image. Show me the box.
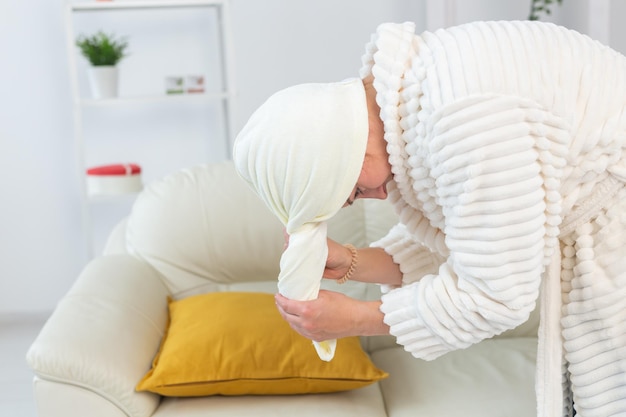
[86,163,143,196]
[87,163,141,176]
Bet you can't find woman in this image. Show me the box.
[233,21,625,417]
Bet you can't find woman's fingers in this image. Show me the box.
[282,228,290,250]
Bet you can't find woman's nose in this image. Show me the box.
[365,185,387,200]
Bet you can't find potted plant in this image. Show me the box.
[76,31,129,99]
[529,0,563,20]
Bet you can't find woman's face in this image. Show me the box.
[344,156,393,206]
[344,76,392,207]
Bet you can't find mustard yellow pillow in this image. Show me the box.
[136,292,388,396]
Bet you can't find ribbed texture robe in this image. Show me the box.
[359,21,626,417]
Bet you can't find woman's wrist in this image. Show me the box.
[355,300,389,336]
[337,244,358,284]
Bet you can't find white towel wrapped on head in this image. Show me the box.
[233,79,369,361]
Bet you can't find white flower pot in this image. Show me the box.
[87,66,119,99]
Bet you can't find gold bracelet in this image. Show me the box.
[337,244,358,284]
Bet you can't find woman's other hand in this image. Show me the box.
[283,228,353,282]
[274,291,388,341]
[323,239,354,281]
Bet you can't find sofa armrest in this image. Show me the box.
[27,254,170,417]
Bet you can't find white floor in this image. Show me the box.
[0,315,47,417]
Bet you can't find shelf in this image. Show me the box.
[70,0,226,12]
[79,91,231,106]
[67,0,235,258]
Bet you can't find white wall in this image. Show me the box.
[229,0,426,134]
[0,0,623,317]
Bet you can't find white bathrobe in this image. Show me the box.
[361,21,626,417]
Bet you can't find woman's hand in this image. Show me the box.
[275,291,389,341]
[283,228,353,282]
[323,238,354,280]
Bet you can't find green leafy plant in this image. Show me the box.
[76,31,129,66]
[529,0,563,20]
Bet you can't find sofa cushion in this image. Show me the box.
[371,338,537,417]
[136,292,388,396]
[152,383,387,417]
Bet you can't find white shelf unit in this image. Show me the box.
[65,0,236,259]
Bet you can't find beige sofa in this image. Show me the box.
[27,161,539,417]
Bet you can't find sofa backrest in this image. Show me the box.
[125,161,398,296]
